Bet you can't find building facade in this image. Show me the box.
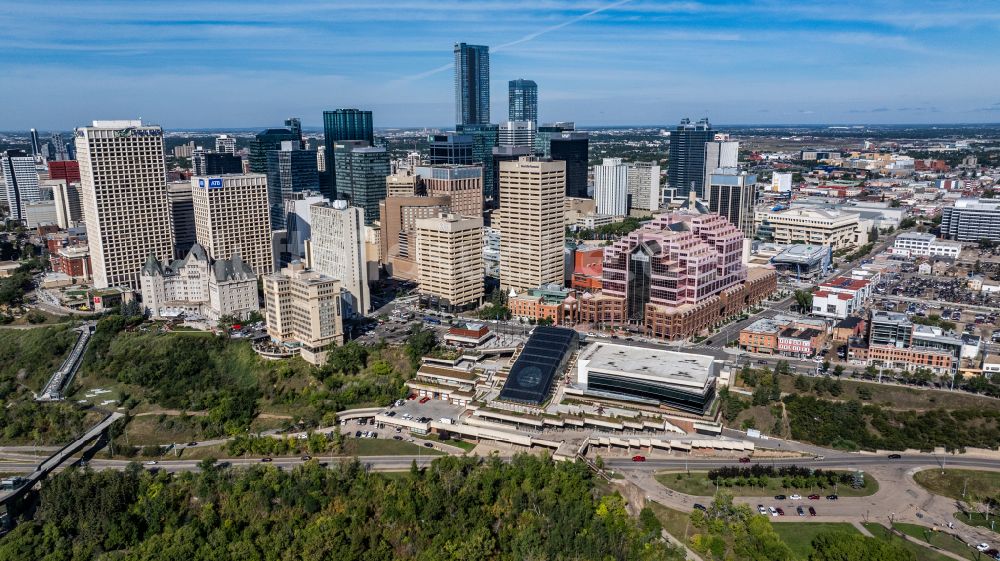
[306,200,370,317]
[266,142,321,230]
[76,120,174,290]
[754,207,864,250]
[140,243,258,321]
[594,158,629,216]
[1,150,40,222]
[550,132,589,198]
[508,79,538,124]
[322,109,374,197]
[940,199,1000,242]
[416,164,483,218]
[428,134,474,165]
[378,195,452,280]
[627,161,661,212]
[706,168,757,238]
[667,118,713,200]
[415,213,484,310]
[457,123,499,206]
[498,120,536,149]
[263,261,344,365]
[454,43,490,126]
[249,127,298,173]
[191,173,273,275]
[702,140,738,196]
[333,142,389,225]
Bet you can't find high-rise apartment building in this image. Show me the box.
[266,141,320,229]
[191,173,273,275]
[707,169,758,239]
[534,122,574,158]
[378,195,452,280]
[594,158,629,216]
[215,134,236,155]
[499,121,536,149]
[550,132,589,198]
[428,133,474,165]
[249,127,298,173]
[456,123,499,205]
[1,150,40,222]
[667,118,713,200]
[263,261,344,365]
[333,141,389,225]
[508,79,538,124]
[167,181,197,258]
[497,157,566,293]
[323,109,374,196]
[76,120,173,290]
[703,140,739,197]
[48,179,83,229]
[416,164,483,218]
[627,161,661,212]
[416,213,484,310]
[307,200,370,317]
[454,43,490,126]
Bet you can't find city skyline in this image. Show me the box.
[3,1,1000,129]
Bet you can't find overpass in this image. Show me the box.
[0,412,124,506]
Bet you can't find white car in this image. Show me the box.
[768,507,778,517]
[789,494,802,500]
[977,544,990,553]
[757,505,767,515]
[144,461,158,466]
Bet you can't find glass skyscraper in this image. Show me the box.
[667,118,713,200]
[457,123,499,206]
[454,43,490,126]
[284,117,304,148]
[534,122,574,158]
[249,128,298,174]
[508,79,538,124]
[266,143,320,230]
[550,132,589,198]
[428,134,474,165]
[333,141,389,225]
[323,109,374,198]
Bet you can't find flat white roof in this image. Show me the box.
[579,342,715,389]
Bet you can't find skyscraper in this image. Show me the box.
[667,118,713,200]
[249,127,298,173]
[322,109,374,197]
[497,157,566,294]
[284,117,303,148]
[192,173,273,275]
[707,168,758,239]
[49,179,83,229]
[550,132,589,198]
[594,158,629,216]
[334,141,389,225]
[193,152,242,176]
[703,140,739,197]
[457,123,499,205]
[534,121,574,158]
[491,146,533,206]
[427,133,474,165]
[307,200,370,317]
[1,150,40,222]
[266,141,320,230]
[416,213,484,310]
[454,43,490,126]
[76,120,173,290]
[627,161,661,212]
[215,135,236,155]
[29,129,40,159]
[498,121,536,149]
[51,133,70,161]
[167,181,197,259]
[416,164,483,218]
[508,79,538,124]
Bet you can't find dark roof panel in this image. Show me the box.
[498,326,577,405]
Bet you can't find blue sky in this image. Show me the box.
[2,0,1000,129]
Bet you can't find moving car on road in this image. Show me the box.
[631,455,646,462]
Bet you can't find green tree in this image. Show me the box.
[810,531,915,561]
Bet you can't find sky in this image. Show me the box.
[2,0,1000,129]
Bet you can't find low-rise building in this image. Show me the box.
[891,232,963,258]
[811,276,871,320]
[754,207,866,250]
[570,245,603,292]
[50,245,91,281]
[509,284,578,325]
[140,243,258,321]
[769,244,831,281]
[739,316,828,357]
[444,323,493,347]
[263,261,344,365]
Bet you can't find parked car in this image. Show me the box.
[301,455,312,461]
[693,503,707,512]
[808,506,817,516]
[768,507,778,517]
[757,505,767,515]
[261,457,272,462]
[419,396,431,404]
[776,508,785,516]
[789,494,802,500]
[796,506,805,516]
[826,494,838,500]
[887,453,902,459]
[631,455,646,462]
[774,495,786,500]
[808,494,820,500]
[423,442,434,448]
[738,456,751,463]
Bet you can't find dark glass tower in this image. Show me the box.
[428,134,474,165]
[508,79,538,124]
[266,144,320,230]
[550,132,589,198]
[284,117,304,148]
[249,128,298,174]
[457,123,499,206]
[534,122,574,158]
[667,118,713,200]
[334,141,389,225]
[322,109,374,198]
[454,43,490,126]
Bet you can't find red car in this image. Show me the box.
[631,455,646,462]
[738,456,751,463]
[419,396,430,404]
[808,494,820,500]
[407,394,417,400]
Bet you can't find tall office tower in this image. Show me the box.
[454,43,490,126]
[497,157,566,293]
[76,120,173,290]
[263,261,344,365]
[333,141,389,225]
[667,117,713,200]
[29,129,40,158]
[594,158,629,216]
[508,79,538,124]
[550,131,589,198]
[283,191,329,264]
[167,181,197,258]
[1,150,40,222]
[215,134,236,155]
[284,117,303,148]
[491,146,533,205]
[322,109,374,197]
[706,168,758,239]
[415,213,484,310]
[191,173,273,275]
[196,153,242,176]
[266,141,320,230]
[456,123,499,205]
[416,164,483,218]
[627,161,661,212]
[703,140,739,197]
[386,170,422,197]
[249,127,298,173]
[498,121,536,148]
[48,179,83,228]
[378,194,452,280]
[48,160,81,182]
[64,140,76,161]
[428,133,474,165]
[306,200,369,317]
[51,134,70,161]
[534,122,574,157]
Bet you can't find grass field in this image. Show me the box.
[410,432,477,452]
[952,512,1000,536]
[772,522,860,560]
[914,469,1000,502]
[654,471,878,498]
[892,523,978,561]
[773,373,999,412]
[344,438,445,457]
[863,523,959,561]
[647,501,697,543]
